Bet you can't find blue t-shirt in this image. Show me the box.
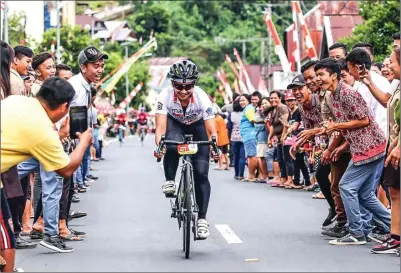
[239,104,256,143]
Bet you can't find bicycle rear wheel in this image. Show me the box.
[140,130,145,146]
[182,165,192,259]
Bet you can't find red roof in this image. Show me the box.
[328,15,364,42]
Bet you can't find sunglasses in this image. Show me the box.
[173,83,195,91]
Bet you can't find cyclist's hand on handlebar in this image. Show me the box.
[153,145,166,159]
[210,148,220,161]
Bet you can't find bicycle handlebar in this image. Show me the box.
[156,135,219,163]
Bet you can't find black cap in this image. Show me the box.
[78,46,109,66]
[287,74,306,89]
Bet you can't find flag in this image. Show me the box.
[264,12,292,73]
[258,76,269,97]
[233,48,256,94]
[118,83,143,110]
[225,54,240,79]
[216,69,233,101]
[100,38,156,94]
[293,1,318,61]
[290,1,301,72]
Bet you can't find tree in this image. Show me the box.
[340,0,400,61]
[7,11,33,47]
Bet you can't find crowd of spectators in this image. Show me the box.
[0,41,110,271]
[219,32,400,255]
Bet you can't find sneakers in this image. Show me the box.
[87,175,98,180]
[329,233,366,245]
[197,219,210,240]
[371,238,400,254]
[162,180,176,196]
[15,236,37,249]
[321,224,349,238]
[71,195,80,203]
[84,177,95,183]
[40,235,73,253]
[322,208,337,228]
[367,232,390,244]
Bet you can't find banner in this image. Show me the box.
[100,38,157,94]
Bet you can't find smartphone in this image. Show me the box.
[69,106,88,139]
[358,64,367,75]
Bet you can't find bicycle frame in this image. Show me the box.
[172,156,199,230]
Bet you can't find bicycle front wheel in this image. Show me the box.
[182,165,192,259]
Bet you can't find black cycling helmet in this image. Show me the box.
[168,59,199,83]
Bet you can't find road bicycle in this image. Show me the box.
[156,134,218,259]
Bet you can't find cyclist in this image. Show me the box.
[137,106,149,138]
[154,60,219,239]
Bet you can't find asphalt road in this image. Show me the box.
[15,136,400,272]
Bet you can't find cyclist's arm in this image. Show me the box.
[204,119,218,141]
[155,114,167,146]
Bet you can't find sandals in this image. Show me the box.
[70,229,86,237]
[60,232,83,241]
[214,167,224,171]
[241,177,256,182]
[312,192,326,199]
[285,184,303,189]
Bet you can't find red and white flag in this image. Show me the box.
[258,76,269,97]
[293,1,318,61]
[233,48,256,94]
[289,1,301,72]
[264,12,292,73]
[118,83,143,110]
[225,54,240,79]
[1,1,5,10]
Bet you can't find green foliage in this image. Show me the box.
[7,11,34,47]
[340,0,400,62]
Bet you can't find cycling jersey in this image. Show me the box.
[156,86,215,125]
[137,112,148,125]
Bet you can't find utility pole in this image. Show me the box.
[266,4,272,91]
[4,1,9,43]
[56,0,61,63]
[125,44,129,114]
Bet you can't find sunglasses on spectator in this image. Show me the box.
[173,82,195,91]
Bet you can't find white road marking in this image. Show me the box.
[215,224,243,244]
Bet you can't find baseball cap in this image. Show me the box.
[285,91,296,101]
[287,74,306,89]
[78,46,109,66]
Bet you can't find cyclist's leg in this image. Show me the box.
[162,115,184,193]
[187,119,210,238]
[187,120,210,219]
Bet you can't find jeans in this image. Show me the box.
[17,158,63,236]
[81,147,91,180]
[97,140,103,158]
[340,157,391,237]
[74,166,84,187]
[265,147,274,173]
[232,141,246,177]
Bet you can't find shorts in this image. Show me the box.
[382,164,400,188]
[218,144,229,154]
[257,143,268,157]
[0,188,16,250]
[243,139,257,158]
